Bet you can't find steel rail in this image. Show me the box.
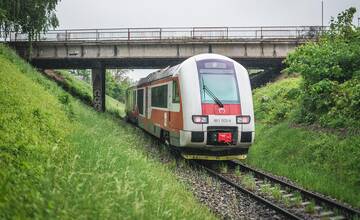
[195,162,303,220]
[230,161,360,219]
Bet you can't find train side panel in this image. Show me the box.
[126,78,184,146]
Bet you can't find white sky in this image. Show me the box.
[56,0,360,29]
[56,0,360,81]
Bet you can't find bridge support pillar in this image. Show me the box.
[92,67,106,112]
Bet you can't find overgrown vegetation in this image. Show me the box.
[44,69,125,117]
[285,7,360,131]
[252,76,301,124]
[0,44,214,219]
[248,7,360,208]
[249,76,360,207]
[66,69,132,103]
[241,174,256,191]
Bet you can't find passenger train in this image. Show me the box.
[125,53,255,160]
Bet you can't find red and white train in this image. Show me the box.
[125,53,255,160]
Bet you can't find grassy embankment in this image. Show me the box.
[43,69,125,118]
[247,76,360,208]
[0,44,215,219]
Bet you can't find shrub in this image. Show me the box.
[285,7,360,130]
[253,76,301,124]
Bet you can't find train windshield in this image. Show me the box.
[197,59,239,104]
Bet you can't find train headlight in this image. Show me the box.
[192,115,209,124]
[236,115,251,124]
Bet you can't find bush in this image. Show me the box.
[253,76,301,124]
[285,7,360,131]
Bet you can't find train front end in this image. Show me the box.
[178,54,255,160]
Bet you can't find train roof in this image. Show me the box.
[137,64,180,87]
[134,53,242,88]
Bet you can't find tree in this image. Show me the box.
[0,0,60,59]
[105,69,133,102]
[328,7,357,40]
[285,7,360,129]
[70,69,91,83]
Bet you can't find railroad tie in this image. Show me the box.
[282,194,293,198]
[319,211,334,217]
[301,201,311,206]
[329,216,345,220]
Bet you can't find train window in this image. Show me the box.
[172,81,180,103]
[132,90,136,110]
[197,59,239,104]
[204,62,227,69]
[200,73,239,103]
[137,89,144,115]
[151,85,168,108]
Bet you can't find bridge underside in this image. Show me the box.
[30,57,284,69]
[10,39,298,70]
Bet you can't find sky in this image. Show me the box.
[55,0,360,80]
[56,0,360,29]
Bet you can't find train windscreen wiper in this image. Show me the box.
[202,80,224,108]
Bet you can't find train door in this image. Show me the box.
[168,80,181,129]
[147,86,151,119]
[144,87,148,119]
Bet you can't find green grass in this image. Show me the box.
[260,183,272,196]
[304,200,316,214]
[234,166,241,177]
[0,44,215,219]
[270,185,282,201]
[47,69,125,117]
[252,75,301,124]
[241,174,256,191]
[219,162,228,174]
[247,76,360,208]
[106,96,125,117]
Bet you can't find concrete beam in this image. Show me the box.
[29,57,284,69]
[92,67,106,112]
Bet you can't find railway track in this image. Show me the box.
[195,160,360,220]
[125,118,359,219]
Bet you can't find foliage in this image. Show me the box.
[285,7,360,130]
[305,200,316,214]
[270,185,282,201]
[241,174,256,191]
[69,69,91,83]
[0,0,60,57]
[54,70,93,104]
[252,76,301,124]
[65,69,132,103]
[219,162,228,173]
[0,44,214,219]
[105,69,132,103]
[51,70,125,117]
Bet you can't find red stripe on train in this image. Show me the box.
[201,103,241,115]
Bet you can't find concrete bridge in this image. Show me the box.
[6,26,323,111]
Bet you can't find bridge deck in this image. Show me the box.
[5,26,323,69]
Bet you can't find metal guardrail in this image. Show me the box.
[4,26,326,42]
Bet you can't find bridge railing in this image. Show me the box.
[5,26,326,42]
